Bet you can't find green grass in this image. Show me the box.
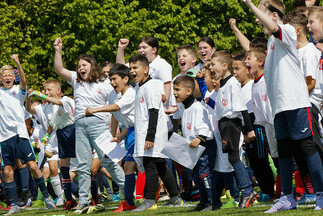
[3,201,322,216]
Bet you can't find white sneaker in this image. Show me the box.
[56,194,65,207]
[264,194,296,213]
[4,205,19,215]
[315,192,323,210]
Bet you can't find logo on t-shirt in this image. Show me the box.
[12,91,16,96]
[262,95,267,102]
[57,110,62,116]
[270,42,275,50]
[222,99,228,107]
[187,123,191,130]
[98,89,102,94]
[140,97,144,103]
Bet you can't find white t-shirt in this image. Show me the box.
[215,76,246,120]
[37,96,75,131]
[264,24,311,117]
[134,79,168,158]
[180,100,213,142]
[108,87,135,128]
[68,71,113,121]
[149,55,172,83]
[299,43,322,109]
[252,75,274,125]
[0,85,29,141]
[241,80,254,114]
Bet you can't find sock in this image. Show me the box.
[18,166,30,193]
[276,174,281,198]
[90,175,98,200]
[279,157,294,196]
[294,171,305,195]
[29,173,36,197]
[35,176,49,199]
[303,173,315,194]
[124,174,136,206]
[102,176,111,191]
[112,180,119,194]
[306,152,323,192]
[71,179,79,197]
[5,181,18,206]
[232,161,253,196]
[201,174,213,203]
[135,171,146,199]
[60,166,72,201]
[51,175,63,197]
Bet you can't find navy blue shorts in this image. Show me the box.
[57,123,76,159]
[125,127,135,162]
[274,107,313,140]
[0,135,35,166]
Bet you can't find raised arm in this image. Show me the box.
[244,0,279,34]
[11,54,26,91]
[116,38,129,65]
[26,88,36,114]
[54,37,72,82]
[229,18,251,52]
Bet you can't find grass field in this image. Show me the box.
[3,200,322,216]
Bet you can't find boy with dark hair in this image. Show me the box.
[128,55,182,211]
[173,75,217,211]
[244,0,323,212]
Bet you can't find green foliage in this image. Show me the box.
[0,0,320,93]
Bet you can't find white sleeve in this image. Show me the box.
[34,105,48,130]
[232,83,247,112]
[67,71,77,87]
[194,105,212,138]
[156,63,172,83]
[303,47,321,80]
[115,90,135,112]
[277,24,297,48]
[60,96,75,115]
[145,82,163,110]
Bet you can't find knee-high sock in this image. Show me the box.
[90,175,98,200]
[51,175,63,197]
[294,171,305,195]
[60,166,72,201]
[135,171,146,199]
[6,181,18,206]
[18,166,29,192]
[124,174,136,206]
[35,176,49,199]
[279,157,294,196]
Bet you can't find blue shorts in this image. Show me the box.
[57,123,76,159]
[125,127,135,162]
[0,135,36,166]
[274,107,313,140]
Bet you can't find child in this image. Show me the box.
[173,75,217,211]
[54,37,125,214]
[244,0,323,212]
[308,7,323,43]
[0,55,56,215]
[129,54,182,211]
[85,63,137,212]
[101,61,114,78]
[210,50,258,209]
[196,37,216,70]
[27,79,77,210]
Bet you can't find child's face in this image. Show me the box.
[233,60,249,84]
[198,41,214,62]
[210,57,225,80]
[308,13,323,42]
[177,49,196,73]
[203,67,213,91]
[109,74,128,94]
[44,83,61,98]
[0,70,15,89]
[101,65,112,79]
[211,77,221,92]
[77,59,91,81]
[138,42,157,63]
[245,52,260,76]
[173,83,192,103]
[129,61,149,84]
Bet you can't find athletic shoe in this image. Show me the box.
[20,198,32,209]
[113,201,136,212]
[222,198,239,208]
[90,194,101,206]
[132,201,157,212]
[3,205,19,215]
[33,200,44,206]
[315,192,323,210]
[18,190,31,207]
[63,198,78,211]
[4,205,11,211]
[297,193,316,204]
[100,193,109,202]
[258,193,271,202]
[190,203,210,212]
[112,193,121,202]
[45,197,56,209]
[56,194,65,207]
[0,201,7,209]
[87,204,105,213]
[237,190,259,209]
[74,203,89,214]
[264,194,296,213]
[172,197,184,206]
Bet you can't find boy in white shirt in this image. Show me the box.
[173,75,217,211]
[129,55,182,212]
[85,63,137,212]
[27,79,77,210]
[0,55,56,215]
[244,0,323,212]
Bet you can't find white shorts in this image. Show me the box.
[45,132,59,154]
[69,157,78,172]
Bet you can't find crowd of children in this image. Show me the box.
[0,0,323,215]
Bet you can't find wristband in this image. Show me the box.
[29,90,47,100]
[41,134,51,145]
